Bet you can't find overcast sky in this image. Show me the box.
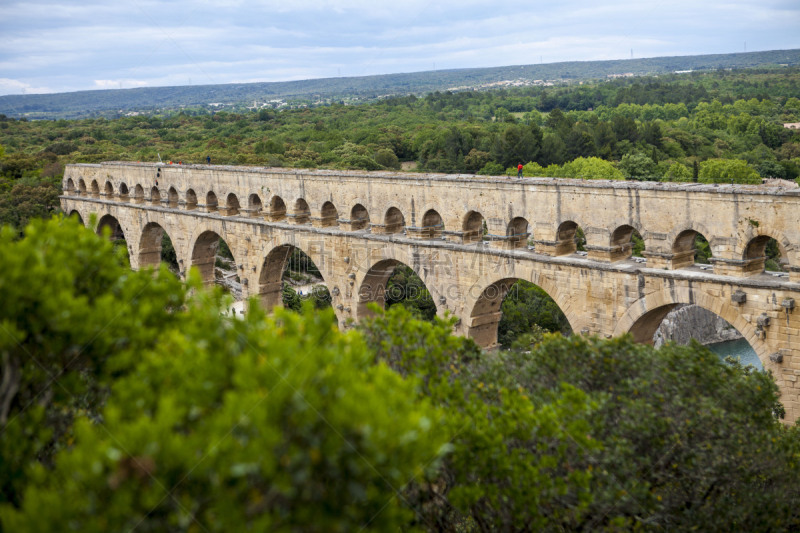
[1,0,798,96]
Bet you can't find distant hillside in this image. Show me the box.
[1,49,799,120]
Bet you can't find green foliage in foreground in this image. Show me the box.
[361,306,800,531]
[1,217,447,531]
[2,218,800,532]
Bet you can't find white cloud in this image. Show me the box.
[0,0,796,95]
[0,78,53,95]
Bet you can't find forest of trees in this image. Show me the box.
[2,63,800,528]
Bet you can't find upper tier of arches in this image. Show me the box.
[62,167,800,281]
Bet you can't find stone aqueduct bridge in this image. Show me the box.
[62,162,800,421]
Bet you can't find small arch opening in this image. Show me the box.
[507,217,531,249]
[133,184,144,202]
[150,186,161,205]
[104,181,114,197]
[90,180,100,197]
[66,178,75,194]
[267,196,286,221]
[185,189,198,210]
[610,224,645,261]
[673,229,713,269]
[248,194,262,214]
[167,187,179,208]
[555,221,586,255]
[384,207,405,234]
[744,235,787,275]
[119,183,129,197]
[78,179,87,195]
[351,204,369,230]
[462,210,484,243]
[226,193,241,216]
[206,191,218,212]
[293,198,311,224]
[420,209,443,239]
[320,201,338,227]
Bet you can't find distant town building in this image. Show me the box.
[784,123,800,130]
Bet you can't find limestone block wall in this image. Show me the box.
[62,162,800,422]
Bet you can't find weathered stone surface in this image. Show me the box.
[653,304,743,347]
[62,162,800,423]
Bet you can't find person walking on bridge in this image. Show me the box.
[517,163,523,178]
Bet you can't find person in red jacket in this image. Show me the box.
[517,163,523,178]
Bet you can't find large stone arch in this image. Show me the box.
[256,243,331,310]
[139,221,179,271]
[68,209,84,225]
[465,272,577,349]
[612,287,768,366]
[189,226,238,288]
[356,258,439,321]
[96,214,125,241]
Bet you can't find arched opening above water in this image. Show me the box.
[630,303,762,369]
